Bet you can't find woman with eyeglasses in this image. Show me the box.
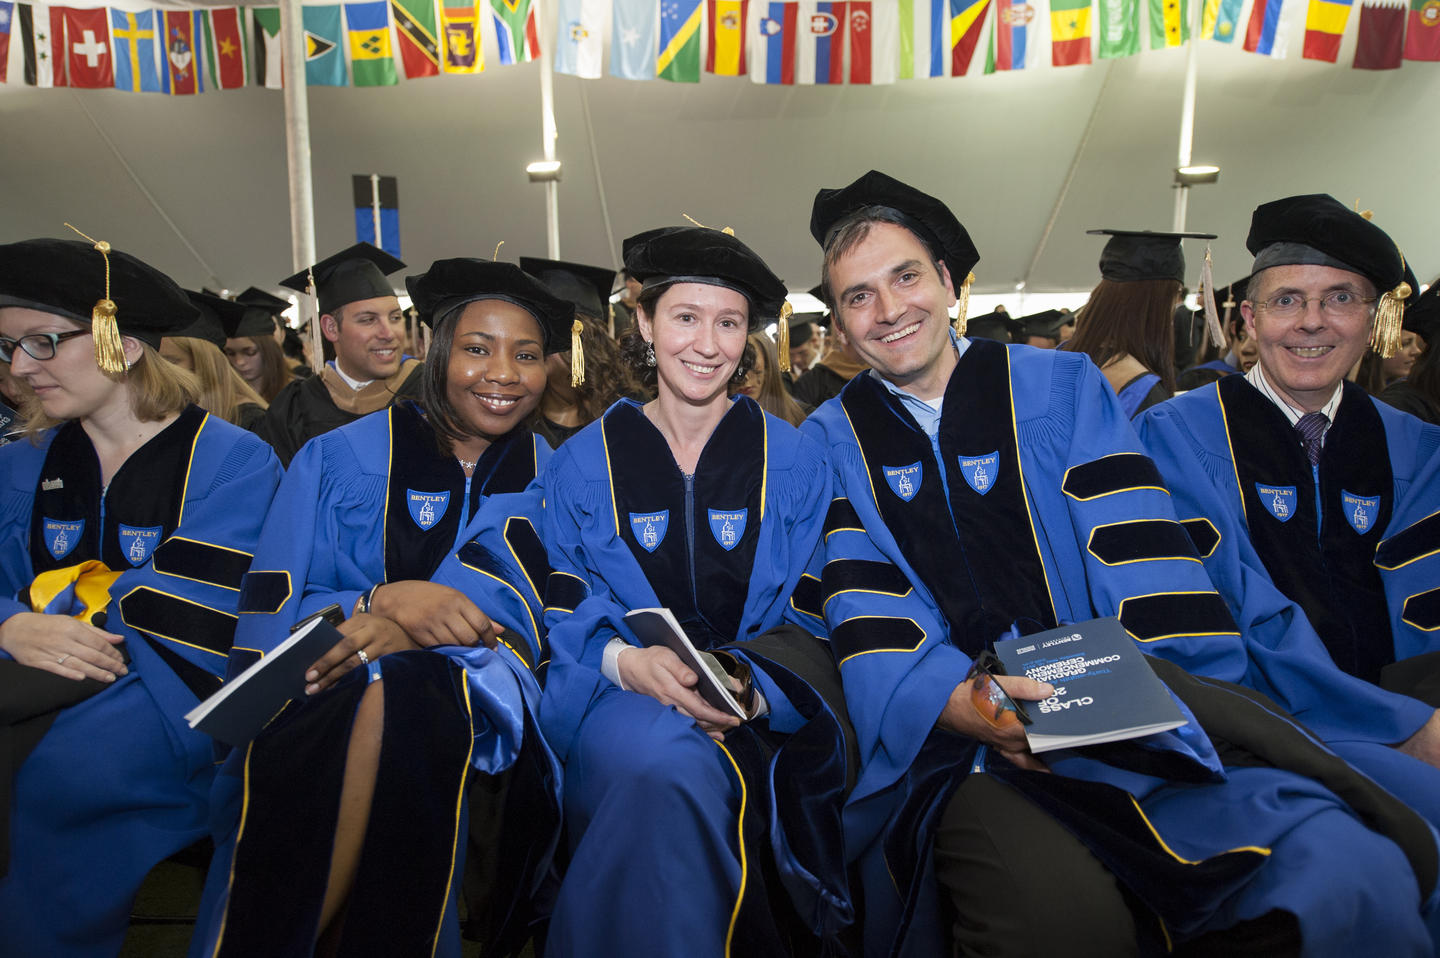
[0,237,283,957]
[538,227,851,956]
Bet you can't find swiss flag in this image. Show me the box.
[62,6,111,88]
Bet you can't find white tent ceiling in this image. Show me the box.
[3,9,1437,311]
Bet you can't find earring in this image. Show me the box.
[644,341,656,367]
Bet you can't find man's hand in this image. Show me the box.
[368,580,503,649]
[617,645,743,740]
[1397,709,1440,769]
[305,613,419,694]
[937,672,1055,771]
[0,612,127,683]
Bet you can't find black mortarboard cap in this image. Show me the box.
[787,311,823,347]
[518,257,616,321]
[180,291,242,349]
[0,237,197,348]
[279,243,405,315]
[1017,309,1070,340]
[1088,229,1216,284]
[404,259,575,354]
[621,227,787,329]
[810,170,980,282]
[967,310,1023,343]
[235,286,291,316]
[1405,282,1440,342]
[804,284,833,329]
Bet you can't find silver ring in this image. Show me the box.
[57,654,69,665]
[355,649,370,666]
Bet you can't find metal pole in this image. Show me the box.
[280,0,316,272]
[539,37,560,258]
[370,173,383,249]
[1172,0,1203,232]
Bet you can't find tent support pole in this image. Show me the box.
[1173,0,1204,231]
[540,47,561,259]
[281,0,316,273]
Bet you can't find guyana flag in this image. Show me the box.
[1052,0,1093,62]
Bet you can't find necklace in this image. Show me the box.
[457,457,476,470]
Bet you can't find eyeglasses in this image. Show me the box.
[1252,290,1376,319]
[0,329,92,363]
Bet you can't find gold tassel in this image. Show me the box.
[953,272,975,337]
[570,319,586,388]
[63,224,126,377]
[492,241,505,261]
[305,268,325,375]
[777,302,793,373]
[1201,245,1224,348]
[1370,279,1411,358]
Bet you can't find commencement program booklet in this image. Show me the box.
[624,608,747,720]
[184,615,344,748]
[994,617,1187,753]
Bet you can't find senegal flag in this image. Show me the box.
[1052,0,1093,62]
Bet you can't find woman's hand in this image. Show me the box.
[368,581,503,649]
[617,645,743,740]
[0,612,127,683]
[304,613,419,694]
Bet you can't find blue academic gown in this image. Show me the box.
[1137,377,1440,822]
[0,407,282,958]
[193,402,559,958]
[538,396,849,958]
[802,339,1439,957]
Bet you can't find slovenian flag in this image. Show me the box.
[0,2,11,84]
[1243,0,1288,54]
[798,1,848,84]
[750,1,798,82]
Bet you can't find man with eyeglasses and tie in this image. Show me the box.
[1139,194,1440,827]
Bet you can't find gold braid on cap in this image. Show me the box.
[305,267,325,380]
[952,272,976,337]
[1371,251,1411,358]
[492,241,505,261]
[681,214,735,236]
[63,224,127,377]
[777,301,793,373]
[570,318,586,388]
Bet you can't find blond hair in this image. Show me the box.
[164,337,268,425]
[20,335,200,441]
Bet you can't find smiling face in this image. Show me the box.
[827,221,957,399]
[445,299,548,439]
[325,294,405,382]
[1243,264,1376,413]
[637,282,750,411]
[0,306,124,422]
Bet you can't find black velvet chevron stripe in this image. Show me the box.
[1118,592,1238,642]
[1087,520,1199,566]
[1402,589,1440,631]
[544,571,587,612]
[1376,512,1440,570]
[152,537,253,591]
[831,616,925,663]
[1181,518,1221,559]
[503,518,551,605]
[823,497,863,536]
[120,587,237,656]
[821,558,913,601]
[136,632,223,702]
[237,571,292,615]
[1062,453,1168,501]
[790,574,823,620]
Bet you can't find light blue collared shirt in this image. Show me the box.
[868,329,971,441]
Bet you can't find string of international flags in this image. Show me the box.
[0,0,1434,92]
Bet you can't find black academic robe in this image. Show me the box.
[257,364,424,466]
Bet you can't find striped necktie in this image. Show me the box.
[1295,412,1328,465]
